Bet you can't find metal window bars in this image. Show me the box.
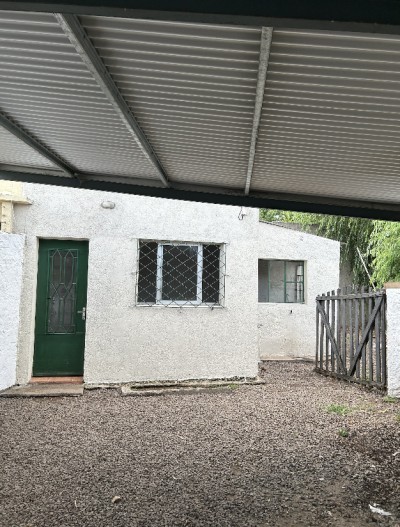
[137,241,226,307]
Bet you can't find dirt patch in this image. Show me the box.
[0,362,399,526]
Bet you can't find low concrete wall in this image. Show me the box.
[0,233,25,390]
[258,223,340,358]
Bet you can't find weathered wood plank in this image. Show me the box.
[381,297,387,386]
[368,290,373,382]
[349,295,384,376]
[314,367,386,390]
[349,289,354,373]
[316,302,347,374]
[336,288,341,375]
[331,290,336,373]
[354,286,360,380]
[325,292,330,370]
[319,295,325,370]
[316,291,385,301]
[342,292,346,371]
[375,297,381,384]
[361,286,367,381]
[316,300,320,367]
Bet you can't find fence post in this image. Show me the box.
[384,283,400,397]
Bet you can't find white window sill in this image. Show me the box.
[134,303,225,309]
[258,302,306,306]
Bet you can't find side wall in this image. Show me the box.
[258,223,340,358]
[0,233,25,390]
[14,183,259,384]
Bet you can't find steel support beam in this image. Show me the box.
[2,169,400,221]
[2,2,400,35]
[244,27,272,195]
[55,13,169,188]
[0,112,77,178]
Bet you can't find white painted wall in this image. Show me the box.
[385,285,400,397]
[258,222,340,358]
[14,183,260,384]
[0,232,25,390]
[10,184,340,384]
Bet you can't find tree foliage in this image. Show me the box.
[260,209,400,287]
[370,221,400,287]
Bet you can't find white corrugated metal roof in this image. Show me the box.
[0,11,161,180]
[0,126,56,169]
[79,16,261,188]
[1,10,400,210]
[252,28,400,202]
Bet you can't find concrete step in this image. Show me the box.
[0,383,84,397]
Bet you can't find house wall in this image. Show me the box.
[13,183,260,384]
[0,232,25,390]
[258,222,340,358]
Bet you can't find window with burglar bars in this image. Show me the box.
[258,260,305,303]
[137,241,225,306]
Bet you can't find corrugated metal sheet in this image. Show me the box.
[0,126,56,169]
[0,10,161,180]
[80,15,260,188]
[252,28,400,202]
[1,12,400,206]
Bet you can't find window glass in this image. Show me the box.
[137,242,158,303]
[258,260,305,304]
[286,260,299,282]
[161,245,199,302]
[269,260,285,303]
[258,260,269,302]
[202,245,220,303]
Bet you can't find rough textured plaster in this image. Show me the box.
[386,288,400,397]
[0,233,25,390]
[12,184,339,383]
[14,184,259,384]
[258,223,340,358]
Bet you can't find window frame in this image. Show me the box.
[136,240,225,307]
[156,242,203,305]
[258,259,305,304]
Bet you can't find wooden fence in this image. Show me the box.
[315,287,387,389]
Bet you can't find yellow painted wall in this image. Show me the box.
[0,180,24,200]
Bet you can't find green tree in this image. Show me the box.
[370,221,400,287]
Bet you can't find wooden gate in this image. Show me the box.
[315,287,387,389]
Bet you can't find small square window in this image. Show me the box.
[258,260,304,303]
[137,241,225,306]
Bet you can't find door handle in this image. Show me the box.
[77,307,86,320]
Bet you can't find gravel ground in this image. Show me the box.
[0,362,399,527]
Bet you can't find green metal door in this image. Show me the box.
[33,240,89,376]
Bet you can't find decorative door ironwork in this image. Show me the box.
[47,249,78,334]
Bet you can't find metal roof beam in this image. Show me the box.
[0,112,77,178]
[3,2,400,35]
[55,13,169,188]
[3,168,400,221]
[244,27,272,195]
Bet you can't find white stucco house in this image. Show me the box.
[0,181,340,390]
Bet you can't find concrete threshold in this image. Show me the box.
[260,356,314,362]
[30,376,83,384]
[0,383,84,397]
[120,377,265,397]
